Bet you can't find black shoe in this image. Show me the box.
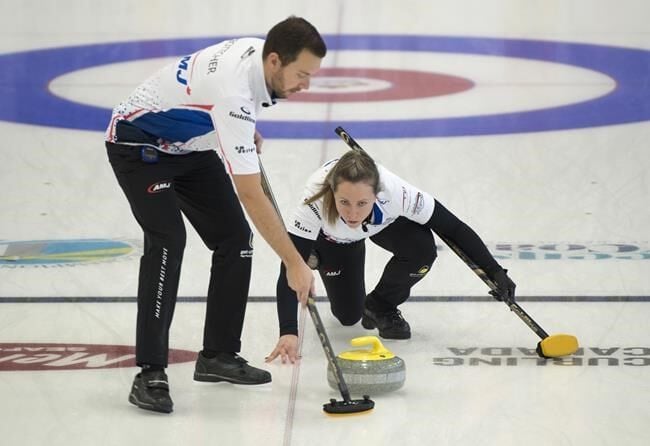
[361,306,411,340]
[128,370,173,413]
[194,352,272,385]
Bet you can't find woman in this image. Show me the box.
[266,149,515,363]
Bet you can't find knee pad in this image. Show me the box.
[330,300,363,326]
[334,312,362,327]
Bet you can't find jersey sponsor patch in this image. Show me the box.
[239,249,253,258]
[409,264,431,277]
[176,55,192,87]
[294,220,313,234]
[235,145,256,154]
[412,192,425,215]
[228,110,256,124]
[147,181,172,193]
[240,46,255,59]
[401,186,409,212]
[306,201,322,220]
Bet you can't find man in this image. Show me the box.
[105,16,326,413]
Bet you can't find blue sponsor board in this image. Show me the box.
[0,239,135,267]
[488,242,650,260]
[435,242,650,260]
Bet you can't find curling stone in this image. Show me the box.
[327,336,405,396]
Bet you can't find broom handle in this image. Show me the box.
[258,160,352,402]
[334,126,551,341]
[438,233,550,340]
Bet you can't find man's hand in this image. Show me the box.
[489,268,516,304]
[265,334,300,364]
[285,259,315,305]
[232,172,315,304]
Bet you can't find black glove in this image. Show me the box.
[489,268,516,303]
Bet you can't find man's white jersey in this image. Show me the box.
[105,38,274,175]
[288,159,437,243]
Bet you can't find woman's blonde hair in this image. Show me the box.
[305,150,380,225]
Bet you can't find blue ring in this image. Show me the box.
[0,35,648,138]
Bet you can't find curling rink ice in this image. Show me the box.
[1,0,649,445]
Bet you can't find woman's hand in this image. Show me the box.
[265,334,300,364]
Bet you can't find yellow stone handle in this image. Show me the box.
[349,336,390,355]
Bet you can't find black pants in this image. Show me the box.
[106,143,252,367]
[315,217,437,325]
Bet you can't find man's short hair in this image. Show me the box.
[263,16,327,65]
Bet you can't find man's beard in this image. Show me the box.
[273,89,289,99]
[270,71,298,98]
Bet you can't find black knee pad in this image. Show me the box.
[395,240,437,277]
[333,312,362,326]
[414,245,437,266]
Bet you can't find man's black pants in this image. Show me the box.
[106,143,253,367]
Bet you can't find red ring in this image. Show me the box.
[289,67,474,102]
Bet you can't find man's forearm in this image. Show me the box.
[234,173,303,267]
